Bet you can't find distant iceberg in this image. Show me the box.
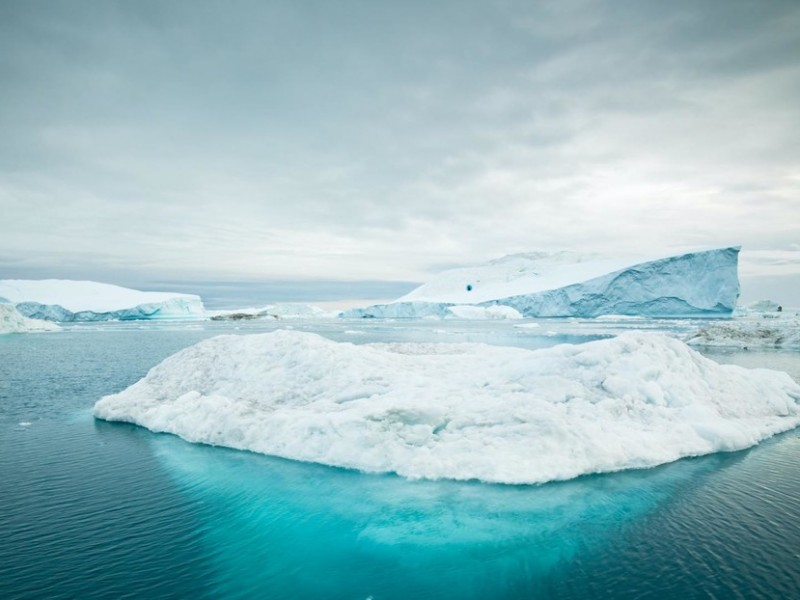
[0,302,60,334]
[686,317,800,349]
[93,329,800,485]
[343,247,740,319]
[0,279,205,322]
[209,303,335,321]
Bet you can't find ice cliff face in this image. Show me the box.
[0,303,60,333]
[343,247,740,319]
[0,279,205,322]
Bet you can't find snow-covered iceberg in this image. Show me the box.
[0,302,60,334]
[343,247,741,319]
[0,279,205,322]
[93,329,800,485]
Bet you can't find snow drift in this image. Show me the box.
[343,247,740,319]
[93,329,800,484]
[0,279,205,322]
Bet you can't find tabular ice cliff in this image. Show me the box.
[343,247,741,319]
[0,279,205,322]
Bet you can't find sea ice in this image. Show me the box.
[94,329,800,484]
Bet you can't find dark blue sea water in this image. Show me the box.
[2,322,800,599]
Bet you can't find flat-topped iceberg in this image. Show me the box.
[93,329,800,484]
[0,303,60,334]
[343,247,740,319]
[0,279,205,322]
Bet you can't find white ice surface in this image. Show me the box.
[0,279,201,314]
[94,330,800,484]
[347,247,740,319]
[397,251,657,304]
[0,303,60,333]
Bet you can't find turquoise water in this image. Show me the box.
[2,323,800,598]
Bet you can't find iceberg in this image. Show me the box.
[342,247,741,319]
[0,279,205,322]
[93,329,800,485]
[0,302,60,334]
[744,300,782,314]
[686,317,800,349]
[209,303,335,321]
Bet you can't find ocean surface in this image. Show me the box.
[2,319,799,599]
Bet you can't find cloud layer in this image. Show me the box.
[1,0,798,301]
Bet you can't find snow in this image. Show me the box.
[343,247,740,319]
[93,329,800,485]
[0,303,60,334]
[0,279,205,322]
[398,251,650,305]
[686,316,800,349]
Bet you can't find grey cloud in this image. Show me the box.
[1,0,799,302]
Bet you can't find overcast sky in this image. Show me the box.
[1,0,799,305]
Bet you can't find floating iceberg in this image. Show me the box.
[0,303,60,334]
[93,329,800,484]
[343,247,740,319]
[209,303,334,321]
[686,318,800,349]
[744,300,782,314]
[0,279,205,322]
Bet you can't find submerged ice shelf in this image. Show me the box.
[94,329,800,484]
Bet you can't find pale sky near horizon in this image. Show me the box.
[1,0,799,305]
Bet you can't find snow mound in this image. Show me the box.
[93,330,800,484]
[0,303,60,334]
[0,279,205,322]
[343,247,740,318]
[686,318,800,349]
